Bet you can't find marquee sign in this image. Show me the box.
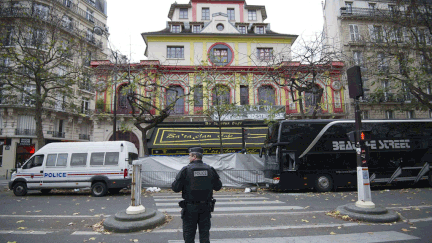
[150,127,267,148]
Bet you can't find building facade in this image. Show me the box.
[0,0,108,178]
[91,0,347,156]
[323,0,432,120]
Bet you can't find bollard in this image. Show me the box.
[126,164,145,214]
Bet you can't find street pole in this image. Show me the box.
[112,52,118,141]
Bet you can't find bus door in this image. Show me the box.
[281,150,297,171]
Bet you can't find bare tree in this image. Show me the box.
[0,0,102,148]
[92,60,191,156]
[258,33,345,119]
[355,0,432,110]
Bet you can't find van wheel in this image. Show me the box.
[41,189,51,194]
[109,188,121,194]
[91,182,107,197]
[13,182,28,196]
[315,175,333,192]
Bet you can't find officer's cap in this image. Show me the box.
[189,147,204,154]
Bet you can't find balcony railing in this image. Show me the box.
[50,131,65,138]
[95,103,140,115]
[0,7,104,48]
[15,129,36,136]
[79,134,90,140]
[341,7,395,18]
[286,102,347,116]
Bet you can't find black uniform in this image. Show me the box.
[172,159,222,243]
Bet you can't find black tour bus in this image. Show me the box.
[261,119,432,192]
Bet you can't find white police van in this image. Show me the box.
[9,141,138,197]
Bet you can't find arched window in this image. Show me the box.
[166,85,184,114]
[258,85,275,105]
[212,84,230,105]
[304,85,323,114]
[117,84,133,114]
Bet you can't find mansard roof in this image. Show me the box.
[167,0,267,20]
[141,27,297,38]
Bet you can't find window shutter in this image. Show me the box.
[349,25,355,41]
[403,27,410,42]
[368,25,375,42]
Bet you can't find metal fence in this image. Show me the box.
[141,170,265,188]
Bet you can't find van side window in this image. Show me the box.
[90,153,105,166]
[33,155,44,167]
[70,153,88,166]
[57,153,68,166]
[105,152,119,166]
[46,154,57,166]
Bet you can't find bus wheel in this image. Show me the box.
[315,175,333,192]
[91,182,108,197]
[13,182,28,196]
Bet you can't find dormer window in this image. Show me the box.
[238,26,247,34]
[179,8,188,19]
[248,10,257,21]
[172,25,181,33]
[192,25,201,33]
[216,24,224,31]
[255,26,265,34]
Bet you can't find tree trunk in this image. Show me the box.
[218,115,223,154]
[35,88,45,150]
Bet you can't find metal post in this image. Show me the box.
[126,163,145,214]
[355,98,374,209]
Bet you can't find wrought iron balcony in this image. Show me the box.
[0,7,104,48]
[340,7,394,18]
[79,134,90,140]
[50,131,65,138]
[15,129,36,136]
[286,102,347,116]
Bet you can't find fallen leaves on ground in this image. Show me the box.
[401,228,410,232]
[16,220,24,223]
[330,232,337,235]
[92,220,105,233]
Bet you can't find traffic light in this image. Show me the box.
[347,66,364,98]
[242,128,248,140]
[360,130,372,142]
[347,130,372,143]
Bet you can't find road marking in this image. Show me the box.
[0,230,53,235]
[0,215,109,218]
[71,231,101,235]
[153,194,260,198]
[388,205,432,209]
[156,222,363,233]
[159,205,303,213]
[154,197,269,201]
[155,215,432,234]
[167,210,329,217]
[409,217,432,222]
[167,231,419,242]
[156,200,284,207]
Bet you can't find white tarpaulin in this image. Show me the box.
[135,154,265,188]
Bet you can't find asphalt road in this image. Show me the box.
[1,182,432,243]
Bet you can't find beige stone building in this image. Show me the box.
[0,0,108,178]
[323,0,432,120]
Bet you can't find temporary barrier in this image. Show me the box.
[141,170,265,188]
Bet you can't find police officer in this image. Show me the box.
[172,147,222,243]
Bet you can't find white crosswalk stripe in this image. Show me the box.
[154,193,304,215]
[167,231,419,243]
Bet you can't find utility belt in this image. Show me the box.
[179,199,216,212]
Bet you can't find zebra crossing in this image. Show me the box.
[153,193,304,215]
